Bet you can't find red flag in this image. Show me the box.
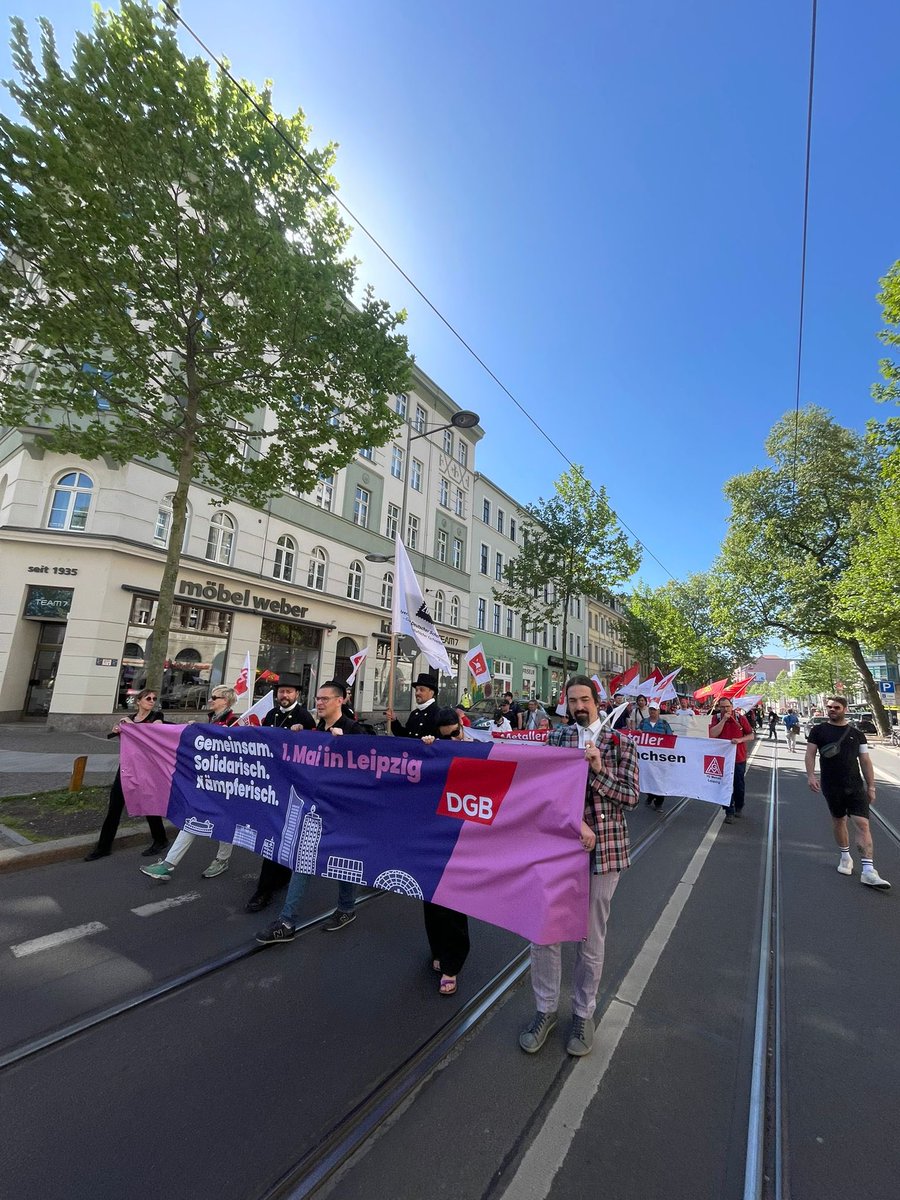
[693,678,728,701]
[722,676,755,699]
[233,652,252,698]
[645,666,665,686]
[609,663,640,694]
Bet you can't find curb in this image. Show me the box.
[0,824,176,874]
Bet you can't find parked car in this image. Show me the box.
[851,712,878,734]
[161,682,209,710]
[802,715,829,740]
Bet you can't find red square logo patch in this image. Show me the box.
[437,757,517,826]
[703,754,726,779]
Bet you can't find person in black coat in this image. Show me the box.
[386,673,443,739]
[246,673,315,912]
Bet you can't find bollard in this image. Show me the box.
[69,755,87,793]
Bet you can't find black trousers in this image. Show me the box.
[423,902,470,976]
[96,770,166,853]
[253,858,292,898]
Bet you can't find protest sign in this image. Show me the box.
[120,724,591,943]
[622,730,736,804]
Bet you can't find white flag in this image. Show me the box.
[392,534,452,674]
[346,647,368,686]
[235,689,275,726]
[465,644,492,686]
[591,674,608,701]
[654,667,683,703]
[233,651,252,700]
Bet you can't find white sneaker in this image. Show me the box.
[837,856,853,875]
[202,858,230,879]
[861,868,891,890]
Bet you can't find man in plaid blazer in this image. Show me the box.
[519,675,640,1058]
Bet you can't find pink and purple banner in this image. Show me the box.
[120,724,591,944]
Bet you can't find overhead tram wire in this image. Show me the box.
[791,0,818,498]
[161,1,678,585]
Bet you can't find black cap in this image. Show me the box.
[277,672,302,689]
[413,673,438,691]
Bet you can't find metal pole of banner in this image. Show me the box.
[387,631,397,736]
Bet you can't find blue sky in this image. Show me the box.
[3,0,899,596]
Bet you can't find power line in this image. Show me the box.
[791,0,819,493]
[161,1,679,582]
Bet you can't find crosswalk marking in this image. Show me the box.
[10,922,107,959]
[131,892,202,917]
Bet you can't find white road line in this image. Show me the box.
[131,892,202,917]
[499,812,724,1200]
[10,922,107,959]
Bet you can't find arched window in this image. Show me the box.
[205,511,235,565]
[273,534,297,582]
[449,595,460,627]
[347,559,364,601]
[433,590,445,623]
[307,546,327,591]
[154,493,191,549]
[381,571,394,610]
[47,471,93,531]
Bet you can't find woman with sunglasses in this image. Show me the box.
[84,688,168,860]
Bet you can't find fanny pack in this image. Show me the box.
[820,727,851,759]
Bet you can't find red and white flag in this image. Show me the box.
[235,689,275,726]
[465,643,492,687]
[346,647,368,687]
[233,652,252,699]
[609,663,641,695]
[591,674,608,701]
[653,667,683,702]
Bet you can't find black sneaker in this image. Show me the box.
[256,920,297,944]
[84,847,110,861]
[246,892,273,913]
[141,841,169,857]
[518,1010,558,1054]
[322,909,356,932]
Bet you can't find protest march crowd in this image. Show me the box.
[84,654,891,1061]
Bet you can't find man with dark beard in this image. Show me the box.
[518,675,639,1059]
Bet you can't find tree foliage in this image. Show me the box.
[0,2,410,689]
[493,466,641,664]
[711,406,892,731]
[790,644,861,699]
[618,574,756,687]
[872,260,900,406]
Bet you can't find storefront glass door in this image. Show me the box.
[25,622,67,716]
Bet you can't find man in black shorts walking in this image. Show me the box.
[805,695,890,889]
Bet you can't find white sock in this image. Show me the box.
[839,846,851,859]
[861,857,874,873]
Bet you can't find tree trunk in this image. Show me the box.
[847,638,891,735]
[144,342,201,694]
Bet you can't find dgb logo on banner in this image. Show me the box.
[703,754,726,780]
[437,758,516,826]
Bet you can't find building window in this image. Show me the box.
[434,590,445,623]
[154,493,189,548]
[414,404,427,433]
[492,603,501,634]
[386,502,400,540]
[552,627,558,651]
[452,538,463,570]
[482,497,491,524]
[308,547,327,591]
[227,419,250,461]
[347,560,363,601]
[576,634,581,657]
[506,609,514,638]
[437,529,448,563]
[450,595,460,626]
[495,551,503,582]
[47,471,93,531]
[509,517,517,542]
[453,486,464,518]
[480,543,489,575]
[543,623,549,648]
[497,508,504,535]
[407,513,419,550]
[439,478,450,507]
[273,534,296,582]
[381,571,393,609]
[205,511,235,565]
[457,440,468,469]
[443,428,453,455]
[477,598,486,630]
[315,475,333,511]
[395,393,408,418]
[359,446,374,461]
[391,445,404,479]
[353,486,370,527]
[411,459,423,491]
[569,631,574,654]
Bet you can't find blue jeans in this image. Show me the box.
[724,760,746,814]
[279,871,357,925]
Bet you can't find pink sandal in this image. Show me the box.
[439,975,457,995]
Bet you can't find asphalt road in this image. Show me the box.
[2,741,899,1200]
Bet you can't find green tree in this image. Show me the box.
[791,644,861,699]
[0,2,410,689]
[712,406,891,731]
[872,260,900,406]
[493,466,641,669]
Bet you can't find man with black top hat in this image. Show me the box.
[386,672,443,739]
[245,672,316,913]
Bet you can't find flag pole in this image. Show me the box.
[387,631,397,736]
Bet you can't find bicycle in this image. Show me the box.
[891,728,900,748]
